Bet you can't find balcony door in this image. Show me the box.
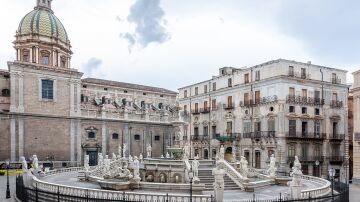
[195,103,199,113]
[204,101,208,110]
[289,120,296,136]
[226,121,232,134]
[255,151,261,168]
[255,91,260,104]
[302,122,308,137]
[227,96,233,107]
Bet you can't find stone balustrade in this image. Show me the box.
[30,170,213,202]
[217,160,246,190]
[300,175,331,198]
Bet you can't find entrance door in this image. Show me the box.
[204,149,209,159]
[87,151,98,166]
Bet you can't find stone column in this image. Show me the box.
[124,124,129,157]
[10,72,17,112]
[76,120,82,166]
[102,122,107,156]
[35,46,39,64]
[70,119,75,163]
[76,81,81,115]
[57,52,61,67]
[16,49,20,61]
[18,73,24,112]
[29,48,32,63]
[18,117,24,160]
[10,117,16,161]
[212,167,225,202]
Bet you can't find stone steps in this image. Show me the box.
[198,170,240,191]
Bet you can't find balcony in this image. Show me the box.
[285,132,326,140]
[240,96,278,107]
[200,107,210,114]
[330,100,343,108]
[286,95,324,106]
[191,109,200,115]
[287,156,324,163]
[191,135,209,141]
[354,133,360,142]
[328,156,344,163]
[223,102,235,110]
[332,77,341,84]
[242,131,276,139]
[287,71,310,79]
[329,134,345,141]
[216,136,235,142]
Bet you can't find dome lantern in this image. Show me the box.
[36,0,52,11]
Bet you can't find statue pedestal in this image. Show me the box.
[289,185,302,199]
[212,168,225,202]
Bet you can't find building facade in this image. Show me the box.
[352,70,360,184]
[0,0,178,167]
[178,59,349,178]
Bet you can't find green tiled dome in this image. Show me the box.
[18,8,69,43]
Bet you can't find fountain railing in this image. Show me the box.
[29,168,213,202]
[217,160,246,190]
[300,175,331,198]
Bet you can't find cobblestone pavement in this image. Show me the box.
[350,183,360,202]
[0,175,16,202]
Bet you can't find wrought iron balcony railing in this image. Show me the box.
[330,100,343,108]
[223,102,235,110]
[240,96,278,107]
[288,71,310,79]
[286,95,324,106]
[332,77,342,84]
[287,156,324,163]
[329,134,345,141]
[354,133,360,142]
[191,109,200,115]
[328,156,344,162]
[191,135,209,141]
[200,107,210,114]
[242,131,276,139]
[285,132,326,140]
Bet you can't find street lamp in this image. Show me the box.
[5,160,11,199]
[329,168,335,201]
[189,169,194,202]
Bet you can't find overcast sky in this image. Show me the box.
[0,0,359,90]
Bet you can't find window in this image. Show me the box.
[255,91,260,104]
[226,121,232,134]
[195,103,199,112]
[160,95,164,97]
[212,83,216,91]
[41,79,54,100]
[124,90,128,93]
[268,118,275,132]
[112,133,119,139]
[302,122,308,136]
[228,78,232,87]
[60,58,66,68]
[314,144,321,157]
[184,90,188,98]
[255,71,260,81]
[158,103,163,109]
[22,50,29,62]
[88,132,95,139]
[227,96,233,107]
[301,144,308,158]
[194,127,199,136]
[83,85,87,88]
[184,105,187,112]
[332,73,337,83]
[1,89,10,97]
[315,90,321,104]
[314,121,321,136]
[142,92,146,95]
[204,126,208,136]
[244,73,249,84]
[288,145,295,157]
[104,88,108,91]
[289,120,296,136]
[315,108,320,115]
[211,99,217,110]
[332,92,338,101]
[204,101,208,109]
[212,126,217,138]
[289,66,294,76]
[195,87,198,95]
[301,107,307,114]
[134,134,140,140]
[244,93,249,105]
[154,135,160,141]
[302,89,307,98]
[41,53,50,65]
[289,87,295,96]
[301,68,306,79]
[204,85,208,93]
[289,106,295,113]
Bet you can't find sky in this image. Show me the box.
[0,0,359,91]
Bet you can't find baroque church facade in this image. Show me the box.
[0,0,179,167]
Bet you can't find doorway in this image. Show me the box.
[86,151,98,166]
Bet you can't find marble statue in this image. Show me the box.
[21,156,28,174]
[112,153,117,160]
[176,128,182,141]
[123,143,127,158]
[139,153,143,162]
[118,145,122,158]
[166,152,170,158]
[98,153,104,166]
[146,144,152,158]
[219,145,225,160]
[129,155,133,162]
[232,148,237,162]
[84,155,90,172]
[103,155,111,178]
[289,156,303,199]
[183,142,190,160]
[133,156,140,180]
[161,154,164,158]
[160,174,166,183]
[192,156,200,179]
[175,176,179,183]
[212,163,225,202]
[240,156,249,177]
[267,154,277,178]
[32,155,39,170]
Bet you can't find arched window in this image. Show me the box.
[112,133,119,140]
[22,50,29,62]
[288,145,295,157]
[41,51,50,65]
[158,103,163,109]
[88,132,95,139]
[60,57,66,68]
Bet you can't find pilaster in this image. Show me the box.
[18,117,24,159]
[10,72,17,112]
[10,117,16,162]
[102,122,107,156]
[76,120,82,166]
[70,119,75,163]
[18,73,24,112]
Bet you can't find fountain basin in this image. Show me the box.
[97,179,131,190]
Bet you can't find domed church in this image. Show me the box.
[0,0,179,167]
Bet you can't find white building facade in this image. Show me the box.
[178,59,349,178]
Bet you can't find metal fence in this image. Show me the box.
[16,176,349,202]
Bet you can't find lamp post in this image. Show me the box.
[5,160,11,199]
[329,168,335,202]
[189,169,193,202]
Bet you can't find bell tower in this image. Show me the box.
[36,0,52,10]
